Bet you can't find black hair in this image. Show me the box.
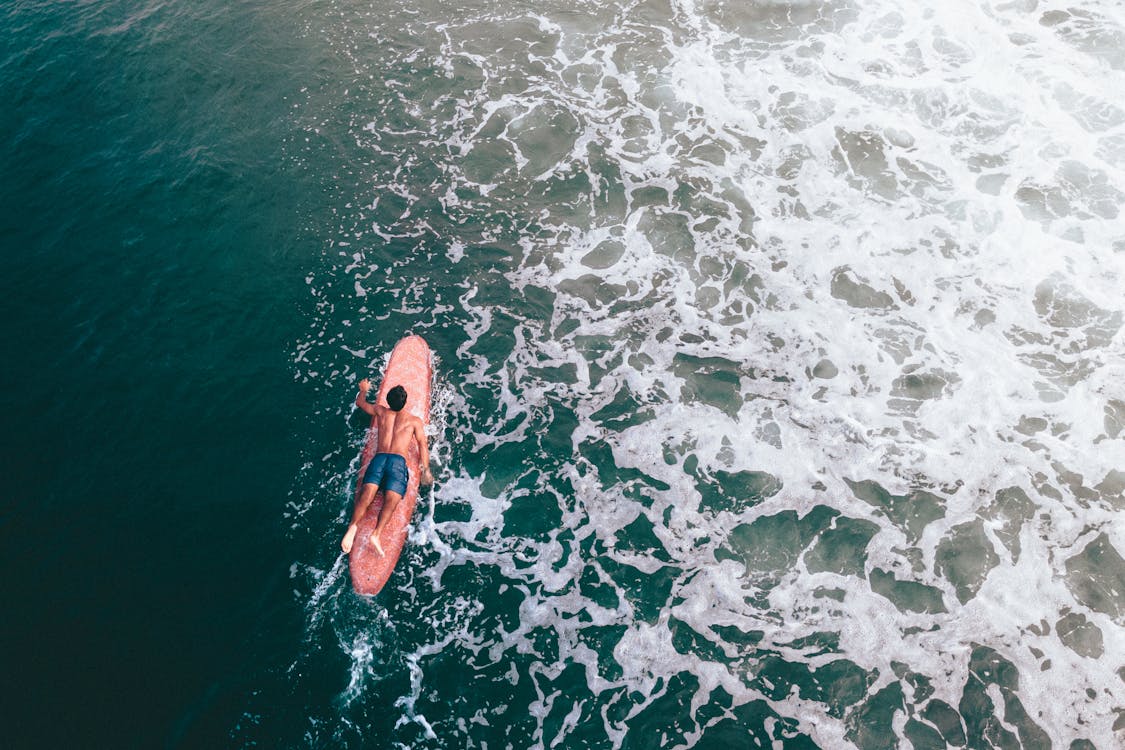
[387,385,407,412]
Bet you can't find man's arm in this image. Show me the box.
[414,417,434,485]
[355,379,378,416]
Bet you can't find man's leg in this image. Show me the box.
[342,483,379,553]
[369,489,402,556]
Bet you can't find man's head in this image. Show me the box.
[387,385,407,412]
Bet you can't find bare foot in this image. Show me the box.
[369,531,384,556]
[341,524,358,553]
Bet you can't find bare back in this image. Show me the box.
[374,407,423,457]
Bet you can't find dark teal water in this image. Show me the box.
[5,1,1124,748]
[2,1,316,745]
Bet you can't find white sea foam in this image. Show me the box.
[287,0,1125,746]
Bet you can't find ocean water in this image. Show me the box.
[3,0,1124,747]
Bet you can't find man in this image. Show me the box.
[340,379,433,556]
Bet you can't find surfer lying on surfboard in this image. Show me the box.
[340,379,433,556]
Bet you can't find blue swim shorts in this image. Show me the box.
[362,452,409,496]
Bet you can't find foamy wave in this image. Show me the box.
[284,0,1125,746]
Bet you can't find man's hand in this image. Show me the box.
[355,378,377,416]
[421,468,435,486]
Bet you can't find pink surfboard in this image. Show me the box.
[349,335,432,595]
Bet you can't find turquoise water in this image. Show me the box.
[4,0,1125,747]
